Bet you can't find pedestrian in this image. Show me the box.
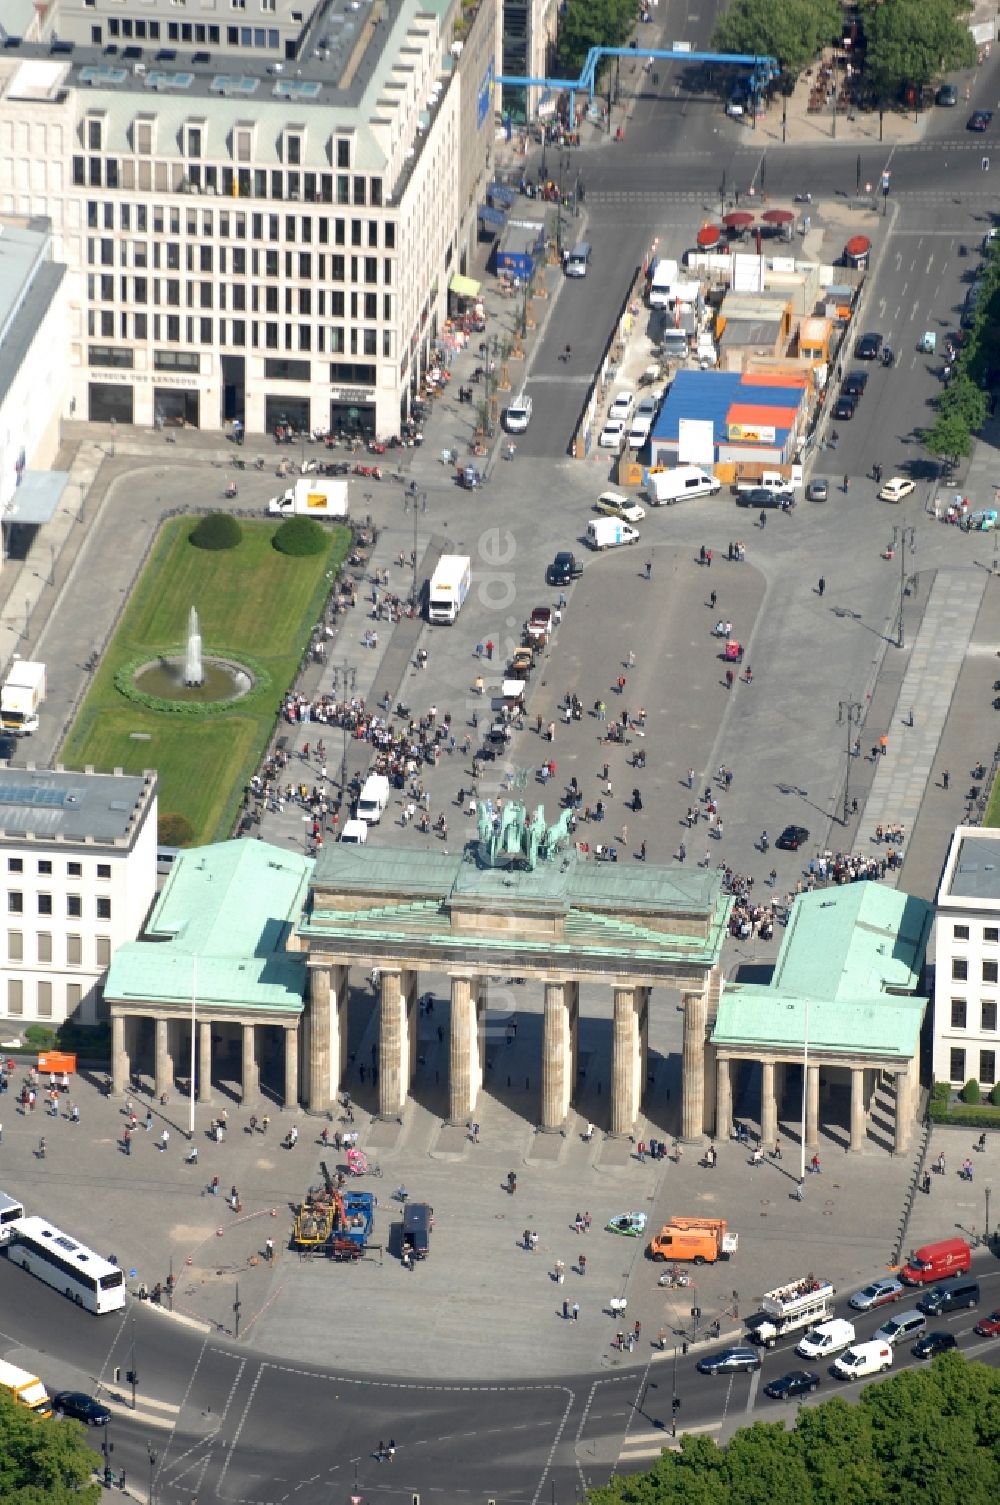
[645,559,652,580]
[759,509,767,529]
[705,548,712,567]
[810,1153,821,1173]
[123,1127,131,1156]
[572,1301,580,1320]
[678,841,687,862]
[687,768,695,788]
[983,156,990,171]
[230,1185,240,1211]
[637,1140,645,1162]
[486,639,494,660]
[261,1115,270,1134]
[210,1175,220,1195]
[725,668,734,689]
[563,1299,570,1319]
[943,769,950,790]
[639,840,647,861]
[118,1470,127,1492]
[38,1136,46,1159]
[708,590,717,610]
[160,1128,169,1152]
[578,1253,587,1275]
[773,1138,782,1160]
[265,1237,275,1263]
[817,576,825,597]
[145,1109,153,1131]
[583,1211,592,1232]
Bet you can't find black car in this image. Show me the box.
[736,488,793,510]
[833,395,857,421]
[968,110,993,132]
[855,332,883,360]
[547,551,582,586]
[776,824,809,850]
[52,1391,113,1426]
[696,1346,762,1375]
[764,1370,820,1400]
[842,370,869,398]
[912,1331,957,1360]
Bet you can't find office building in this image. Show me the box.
[934,825,1000,1092]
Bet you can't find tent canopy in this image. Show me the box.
[449,274,482,299]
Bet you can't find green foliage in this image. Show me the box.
[924,235,999,462]
[991,1081,1000,1107]
[931,1080,950,1101]
[190,512,243,551]
[0,1388,101,1505]
[112,651,271,715]
[56,1018,110,1055]
[272,516,329,557]
[587,1355,1000,1505]
[159,811,195,847]
[558,0,639,73]
[711,0,841,74]
[961,1077,982,1104]
[23,1024,56,1049]
[928,1097,1000,1127]
[921,408,976,463]
[865,0,975,98]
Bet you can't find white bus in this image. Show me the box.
[6,1216,126,1314]
[0,1191,26,1244]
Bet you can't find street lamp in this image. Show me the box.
[891,525,916,648]
[838,699,863,825]
[330,661,357,798]
[986,1181,992,1241]
[403,483,427,612]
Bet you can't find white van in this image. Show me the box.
[356,774,390,824]
[646,467,722,507]
[832,1341,893,1380]
[587,518,640,551]
[339,818,368,845]
[565,241,592,278]
[796,1318,855,1360]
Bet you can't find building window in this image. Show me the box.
[66,983,83,1017]
[8,931,22,962]
[67,895,82,918]
[8,892,22,915]
[953,924,970,940]
[38,860,52,875]
[981,1050,997,1085]
[983,1000,997,1032]
[7,858,22,873]
[37,894,52,917]
[986,927,1000,944]
[68,862,82,878]
[952,958,968,981]
[67,935,82,967]
[87,118,103,151]
[8,979,22,1016]
[37,981,52,1019]
[985,960,999,984]
[951,998,967,1028]
[336,138,350,168]
[37,933,52,964]
[96,937,111,968]
[949,1046,966,1082]
[97,897,112,921]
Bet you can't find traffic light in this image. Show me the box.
[672,1396,682,1412]
[125,1370,137,1386]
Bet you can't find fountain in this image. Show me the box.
[184,606,204,687]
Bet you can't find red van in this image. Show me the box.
[900,1236,971,1285]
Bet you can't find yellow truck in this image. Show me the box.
[0,1358,52,1417]
[647,1216,738,1265]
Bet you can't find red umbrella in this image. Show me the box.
[844,234,871,257]
[696,224,721,248]
[723,211,754,229]
[762,208,794,224]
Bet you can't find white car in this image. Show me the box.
[628,395,658,447]
[879,477,916,503]
[608,391,635,423]
[504,394,532,433]
[599,418,627,450]
[596,491,646,522]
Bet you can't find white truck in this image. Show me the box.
[734,468,802,497]
[0,660,45,735]
[587,518,640,550]
[648,257,680,310]
[428,554,472,624]
[749,1276,836,1348]
[267,478,349,518]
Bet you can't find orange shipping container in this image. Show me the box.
[37,1051,76,1075]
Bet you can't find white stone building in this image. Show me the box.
[933,825,1000,1093]
[0,0,495,438]
[0,765,157,1030]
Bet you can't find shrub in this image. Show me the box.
[24,1024,56,1049]
[992,1081,1000,1108]
[273,516,327,556]
[190,512,243,551]
[931,1080,950,1102]
[159,812,195,847]
[961,1077,981,1104]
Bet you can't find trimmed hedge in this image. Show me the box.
[928,1098,1000,1128]
[961,1077,982,1104]
[273,516,327,556]
[190,512,243,550]
[113,650,271,715]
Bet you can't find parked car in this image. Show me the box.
[912,1330,957,1359]
[842,371,870,398]
[608,391,635,423]
[879,477,916,503]
[697,1346,762,1375]
[834,394,858,421]
[849,1277,904,1312]
[736,487,793,509]
[775,824,809,851]
[599,418,627,450]
[52,1391,113,1427]
[763,1370,820,1400]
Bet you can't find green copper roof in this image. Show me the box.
[106,840,311,1013]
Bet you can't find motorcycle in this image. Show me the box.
[794,191,812,203]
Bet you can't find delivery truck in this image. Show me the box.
[648,257,680,309]
[267,478,349,518]
[647,1216,738,1265]
[586,518,640,550]
[748,1275,836,1348]
[428,554,472,624]
[0,1358,52,1417]
[0,660,45,735]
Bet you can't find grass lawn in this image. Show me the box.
[985,775,1000,827]
[61,516,350,843]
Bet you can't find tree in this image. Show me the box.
[922,408,978,466]
[864,0,975,99]
[0,1391,101,1505]
[558,0,637,74]
[711,0,841,76]
[189,512,243,551]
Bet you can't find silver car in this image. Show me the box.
[848,1277,904,1312]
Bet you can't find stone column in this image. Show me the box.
[849,1066,866,1152]
[805,1064,820,1149]
[894,1067,911,1153]
[284,1025,299,1111]
[448,976,479,1123]
[760,1059,777,1148]
[611,985,644,1136]
[638,986,650,1106]
[154,1018,172,1100]
[404,971,419,1090]
[331,964,350,1094]
[111,1014,129,1096]
[568,980,581,1098]
[198,1019,213,1105]
[716,1055,733,1141]
[241,1022,259,1106]
[681,990,708,1142]
[307,965,331,1112]
[774,1062,787,1117]
[379,970,405,1118]
[542,980,572,1131]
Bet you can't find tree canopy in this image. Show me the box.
[586,1354,1000,1505]
[864,0,975,99]
[711,0,842,76]
[558,0,638,74]
[922,237,997,463]
[0,1391,101,1505]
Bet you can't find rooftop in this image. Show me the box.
[105,840,311,1012]
[0,764,155,846]
[942,830,1000,904]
